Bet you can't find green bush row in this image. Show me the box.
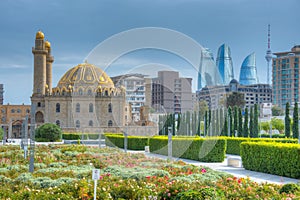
[224,137,297,155]
[241,142,300,179]
[105,134,149,150]
[62,133,123,140]
[149,136,226,162]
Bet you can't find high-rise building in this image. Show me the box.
[152,71,192,114]
[111,73,152,122]
[197,48,214,90]
[216,44,234,85]
[239,53,258,85]
[196,79,271,110]
[0,84,3,105]
[272,45,300,108]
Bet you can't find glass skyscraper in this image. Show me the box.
[197,48,215,90]
[216,44,234,85]
[239,52,258,85]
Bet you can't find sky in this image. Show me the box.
[0,0,299,104]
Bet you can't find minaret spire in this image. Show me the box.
[265,24,272,85]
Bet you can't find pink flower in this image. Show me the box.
[201,168,207,173]
[168,193,171,197]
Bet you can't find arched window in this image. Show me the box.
[37,102,41,107]
[76,103,80,113]
[56,103,60,113]
[76,120,80,128]
[89,103,93,113]
[26,109,30,113]
[108,120,113,127]
[105,90,108,96]
[108,103,112,113]
[56,120,60,127]
[79,88,83,95]
[35,111,44,123]
[88,89,92,96]
[89,120,93,127]
[17,109,21,113]
[11,109,15,113]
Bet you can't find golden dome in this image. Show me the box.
[55,63,115,91]
[36,31,44,40]
[45,40,51,48]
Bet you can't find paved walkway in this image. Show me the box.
[141,151,299,185]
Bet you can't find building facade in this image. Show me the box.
[0,104,31,138]
[239,52,259,85]
[31,31,129,132]
[111,74,152,122]
[216,44,234,85]
[0,84,3,105]
[197,79,272,110]
[152,71,192,114]
[272,45,300,108]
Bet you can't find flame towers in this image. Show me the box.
[216,44,234,85]
[239,52,258,85]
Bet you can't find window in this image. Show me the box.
[56,120,60,127]
[11,109,15,113]
[17,109,21,113]
[89,120,93,127]
[76,120,80,128]
[37,102,41,107]
[56,103,60,113]
[88,89,92,95]
[108,103,112,113]
[76,103,80,113]
[89,103,93,113]
[26,109,30,113]
[108,120,113,127]
[79,89,83,95]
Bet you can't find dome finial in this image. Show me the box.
[84,59,88,63]
[45,40,51,48]
[36,30,45,40]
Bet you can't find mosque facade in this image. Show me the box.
[31,31,129,132]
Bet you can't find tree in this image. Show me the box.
[249,107,254,138]
[292,102,299,139]
[271,118,284,133]
[204,111,208,136]
[253,104,259,138]
[0,127,3,140]
[226,92,246,108]
[285,102,291,138]
[243,107,249,137]
[272,105,284,116]
[194,100,208,120]
[228,106,233,136]
[35,123,62,142]
[238,107,243,137]
[233,106,238,137]
[222,114,228,136]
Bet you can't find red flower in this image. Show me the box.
[201,168,207,173]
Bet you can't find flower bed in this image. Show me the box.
[0,145,299,199]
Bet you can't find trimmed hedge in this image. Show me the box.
[225,137,297,155]
[241,142,300,179]
[105,134,149,150]
[149,136,226,162]
[62,133,122,140]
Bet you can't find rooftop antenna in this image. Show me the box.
[265,24,272,85]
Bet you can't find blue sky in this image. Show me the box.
[0,0,299,104]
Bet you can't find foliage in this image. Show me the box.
[249,106,254,138]
[0,145,299,199]
[238,107,243,137]
[292,102,299,139]
[241,142,300,178]
[193,100,208,120]
[226,92,245,108]
[105,134,149,150]
[233,106,238,136]
[149,136,226,162]
[0,127,3,140]
[272,105,284,116]
[35,123,62,142]
[279,183,300,194]
[243,107,249,137]
[285,102,291,137]
[253,104,259,137]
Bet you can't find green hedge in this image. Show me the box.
[62,133,123,140]
[241,142,300,179]
[105,134,149,150]
[225,137,297,155]
[149,136,226,162]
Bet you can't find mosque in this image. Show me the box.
[31,31,130,132]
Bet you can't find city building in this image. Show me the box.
[111,73,152,122]
[197,48,214,90]
[152,71,192,114]
[31,31,129,132]
[239,52,259,85]
[272,45,300,108]
[197,79,272,110]
[0,84,3,105]
[0,104,31,138]
[216,44,234,85]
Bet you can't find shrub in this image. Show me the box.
[105,134,149,150]
[149,136,226,162]
[279,183,300,194]
[241,142,300,178]
[35,123,62,142]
